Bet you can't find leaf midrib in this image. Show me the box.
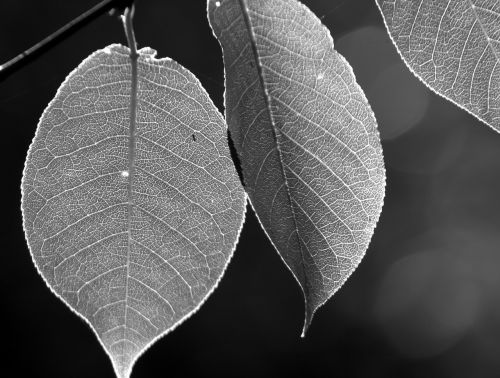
[236,0,312,308]
[125,48,139,340]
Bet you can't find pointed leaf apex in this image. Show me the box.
[301,300,315,338]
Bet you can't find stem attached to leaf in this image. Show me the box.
[122,6,138,58]
[0,0,133,83]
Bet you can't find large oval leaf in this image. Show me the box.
[376,0,500,131]
[208,0,385,334]
[21,44,246,378]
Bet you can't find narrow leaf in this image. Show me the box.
[208,0,385,334]
[21,44,246,378]
[376,0,500,131]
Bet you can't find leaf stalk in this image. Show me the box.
[122,5,138,58]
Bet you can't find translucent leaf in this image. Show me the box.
[21,44,246,378]
[208,0,385,334]
[376,0,500,131]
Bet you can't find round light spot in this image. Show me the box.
[367,63,430,140]
[336,26,396,86]
[374,246,483,359]
[215,1,221,7]
[121,171,129,178]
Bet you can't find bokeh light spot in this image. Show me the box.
[367,64,430,140]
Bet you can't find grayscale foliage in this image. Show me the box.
[21,44,246,378]
[377,0,500,131]
[208,0,385,334]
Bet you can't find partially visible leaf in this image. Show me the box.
[21,44,246,378]
[208,0,385,334]
[376,0,500,131]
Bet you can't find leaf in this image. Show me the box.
[376,0,500,131]
[21,44,246,378]
[208,0,385,334]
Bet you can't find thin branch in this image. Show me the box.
[0,0,133,83]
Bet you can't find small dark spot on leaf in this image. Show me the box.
[249,61,254,68]
[192,134,196,142]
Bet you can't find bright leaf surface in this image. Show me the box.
[376,0,500,131]
[21,44,246,378]
[208,0,385,334]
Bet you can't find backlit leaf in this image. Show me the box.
[208,0,385,334]
[376,0,500,131]
[21,44,246,378]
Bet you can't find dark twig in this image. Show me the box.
[0,0,133,83]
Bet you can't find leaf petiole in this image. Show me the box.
[122,5,138,58]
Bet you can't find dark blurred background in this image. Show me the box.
[2,0,500,377]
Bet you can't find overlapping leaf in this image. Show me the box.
[21,44,246,378]
[208,0,385,333]
[377,0,500,131]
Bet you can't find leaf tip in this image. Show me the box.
[108,347,139,378]
[111,356,134,378]
[300,300,316,338]
[300,326,308,339]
